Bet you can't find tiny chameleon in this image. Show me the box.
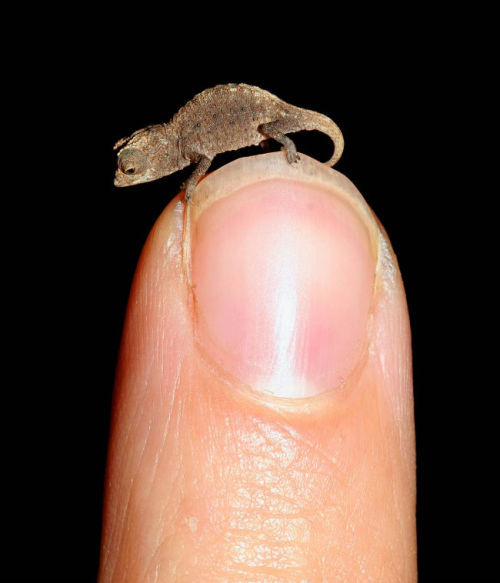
[113,83,344,202]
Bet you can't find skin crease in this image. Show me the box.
[99,154,417,582]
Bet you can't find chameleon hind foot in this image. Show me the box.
[259,121,300,165]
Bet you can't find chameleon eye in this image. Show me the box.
[118,148,148,176]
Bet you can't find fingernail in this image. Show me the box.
[190,158,376,398]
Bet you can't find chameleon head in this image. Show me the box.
[114,148,150,186]
[113,124,188,187]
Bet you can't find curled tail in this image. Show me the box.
[301,109,344,167]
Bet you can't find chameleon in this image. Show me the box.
[113,83,344,202]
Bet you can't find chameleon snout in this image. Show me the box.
[113,171,128,187]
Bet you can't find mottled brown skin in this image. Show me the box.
[114,84,344,202]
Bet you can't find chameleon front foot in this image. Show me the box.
[183,182,195,203]
[182,154,213,203]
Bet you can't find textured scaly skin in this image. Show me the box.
[114,83,344,201]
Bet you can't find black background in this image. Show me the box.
[5,9,492,583]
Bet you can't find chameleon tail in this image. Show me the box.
[302,110,344,167]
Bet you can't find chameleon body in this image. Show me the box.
[113,83,344,202]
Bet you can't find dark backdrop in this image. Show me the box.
[5,11,491,583]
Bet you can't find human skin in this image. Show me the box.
[99,153,417,582]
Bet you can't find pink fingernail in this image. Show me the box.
[191,179,375,398]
